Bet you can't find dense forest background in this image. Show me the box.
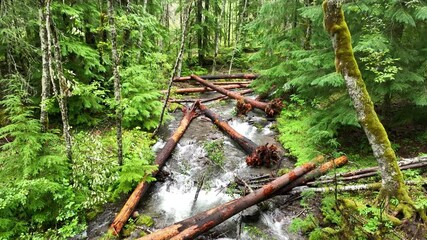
[0,0,426,239]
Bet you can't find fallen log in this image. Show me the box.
[191,74,282,116]
[307,156,427,186]
[174,73,258,82]
[162,83,249,94]
[291,179,426,194]
[278,156,348,194]
[169,89,254,104]
[199,103,280,167]
[108,102,199,236]
[139,156,347,240]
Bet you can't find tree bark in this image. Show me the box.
[174,73,258,81]
[323,0,413,210]
[108,0,123,166]
[162,83,249,94]
[138,160,319,240]
[154,2,192,136]
[109,102,199,236]
[191,74,282,116]
[39,6,50,132]
[199,103,280,167]
[46,0,73,162]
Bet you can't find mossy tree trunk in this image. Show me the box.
[322,0,414,215]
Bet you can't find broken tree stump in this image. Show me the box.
[199,103,280,167]
[191,74,283,116]
[174,73,258,82]
[162,83,249,94]
[139,157,347,240]
[108,102,199,236]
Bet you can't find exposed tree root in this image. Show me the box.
[245,144,280,167]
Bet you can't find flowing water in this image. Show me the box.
[87,95,299,239]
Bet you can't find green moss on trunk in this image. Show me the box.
[322,0,419,218]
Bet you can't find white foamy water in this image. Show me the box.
[228,119,258,141]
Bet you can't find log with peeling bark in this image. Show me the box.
[108,102,199,236]
[278,156,348,194]
[291,179,426,194]
[169,89,254,104]
[139,156,347,240]
[307,158,427,186]
[199,103,279,167]
[162,83,249,94]
[174,73,258,82]
[191,74,283,116]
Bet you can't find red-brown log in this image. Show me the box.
[191,74,282,116]
[174,73,258,82]
[138,160,318,240]
[169,89,254,104]
[199,103,280,167]
[161,83,249,94]
[108,102,199,236]
[278,156,349,194]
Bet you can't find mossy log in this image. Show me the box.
[174,73,258,82]
[138,160,319,240]
[191,74,283,116]
[199,103,280,167]
[108,102,199,236]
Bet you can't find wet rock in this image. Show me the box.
[241,205,260,223]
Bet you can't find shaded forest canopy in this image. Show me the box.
[0,0,427,239]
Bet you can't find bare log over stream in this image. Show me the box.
[169,89,254,104]
[108,102,199,236]
[162,83,249,94]
[191,74,282,116]
[174,73,258,82]
[199,103,279,167]
[138,156,348,240]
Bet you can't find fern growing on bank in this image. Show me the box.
[0,81,83,239]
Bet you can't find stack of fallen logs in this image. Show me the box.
[108,74,348,238]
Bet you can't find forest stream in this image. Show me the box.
[86,91,301,240]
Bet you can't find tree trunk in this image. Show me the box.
[138,160,319,240]
[46,0,72,162]
[199,103,280,167]
[212,0,226,74]
[191,74,282,116]
[197,0,204,65]
[228,0,247,73]
[154,2,192,136]
[108,0,123,166]
[109,103,199,236]
[39,6,50,132]
[174,73,258,81]
[323,0,412,212]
